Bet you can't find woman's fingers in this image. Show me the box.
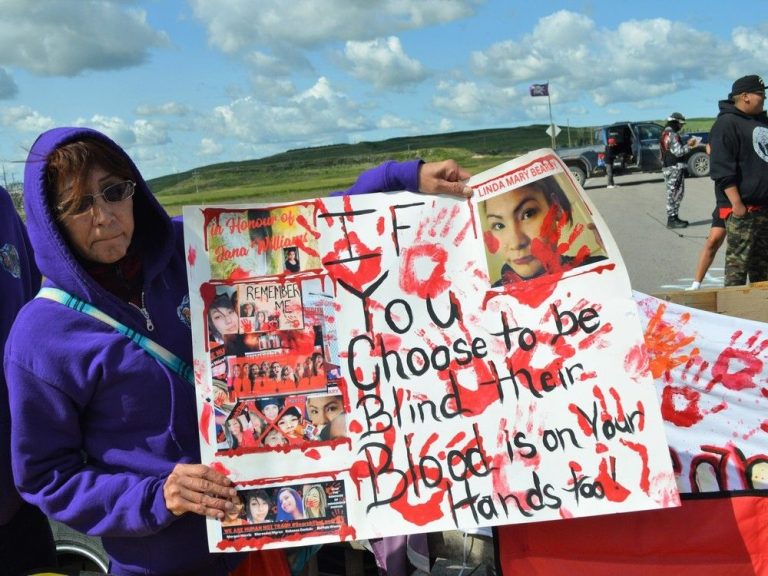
[418,160,474,198]
[163,463,236,519]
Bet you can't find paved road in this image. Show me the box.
[581,171,723,295]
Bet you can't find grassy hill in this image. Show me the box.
[149,119,715,215]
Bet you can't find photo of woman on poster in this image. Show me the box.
[480,174,606,287]
[221,492,247,527]
[305,394,343,434]
[275,487,305,521]
[302,485,327,519]
[224,415,260,449]
[244,490,274,524]
[276,407,305,444]
[207,291,239,343]
[284,248,300,273]
[257,397,283,422]
[263,428,288,448]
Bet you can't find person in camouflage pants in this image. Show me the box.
[660,112,696,229]
[709,74,768,286]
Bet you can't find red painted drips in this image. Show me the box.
[210,461,231,476]
[304,449,321,460]
[199,403,212,445]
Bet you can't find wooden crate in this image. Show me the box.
[651,281,768,323]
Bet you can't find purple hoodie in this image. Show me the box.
[4,126,423,575]
[0,185,41,526]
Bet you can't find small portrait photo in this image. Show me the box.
[479,172,607,287]
[206,287,239,344]
[263,427,288,448]
[305,394,344,438]
[221,491,247,527]
[243,489,275,524]
[223,413,262,450]
[257,396,284,422]
[283,247,301,273]
[302,484,328,519]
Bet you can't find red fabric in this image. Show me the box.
[496,496,767,576]
[230,549,291,576]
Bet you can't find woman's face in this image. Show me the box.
[281,366,291,379]
[484,185,554,280]
[314,355,324,372]
[56,165,135,264]
[249,364,259,378]
[227,418,242,434]
[304,488,322,512]
[227,497,244,520]
[262,404,279,420]
[279,491,297,514]
[249,496,270,522]
[264,429,286,446]
[306,395,343,427]
[210,305,238,335]
[277,412,299,436]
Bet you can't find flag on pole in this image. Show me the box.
[529,83,549,97]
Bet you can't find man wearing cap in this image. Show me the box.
[661,112,697,228]
[709,74,768,286]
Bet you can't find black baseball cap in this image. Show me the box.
[729,75,766,98]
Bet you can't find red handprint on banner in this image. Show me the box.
[710,329,768,391]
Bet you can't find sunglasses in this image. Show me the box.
[56,180,136,216]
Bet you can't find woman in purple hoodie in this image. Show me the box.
[4,126,472,576]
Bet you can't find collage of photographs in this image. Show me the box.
[202,204,347,454]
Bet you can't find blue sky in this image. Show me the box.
[1,0,768,184]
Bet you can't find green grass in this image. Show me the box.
[149,120,716,215]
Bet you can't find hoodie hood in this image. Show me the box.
[717,98,768,122]
[23,127,174,304]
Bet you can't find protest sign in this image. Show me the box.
[182,150,678,552]
[495,293,768,575]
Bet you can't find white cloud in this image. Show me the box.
[136,102,190,117]
[0,0,169,76]
[188,0,477,58]
[199,137,224,156]
[377,114,414,130]
[466,10,768,109]
[342,37,428,89]
[432,80,521,123]
[207,77,370,146]
[0,105,55,134]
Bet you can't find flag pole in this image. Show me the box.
[547,84,556,149]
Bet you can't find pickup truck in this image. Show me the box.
[555,121,710,186]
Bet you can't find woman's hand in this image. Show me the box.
[418,160,473,198]
[163,463,237,519]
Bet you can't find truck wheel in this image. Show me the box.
[568,165,586,186]
[687,151,710,177]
